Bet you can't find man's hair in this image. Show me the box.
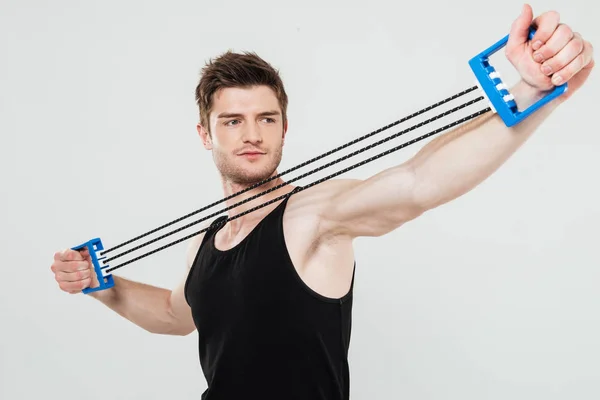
[195,50,288,133]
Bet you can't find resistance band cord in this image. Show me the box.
[97,85,492,274]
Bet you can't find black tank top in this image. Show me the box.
[184,189,354,400]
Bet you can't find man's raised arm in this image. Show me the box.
[318,6,594,239]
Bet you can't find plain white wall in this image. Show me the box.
[1,0,598,399]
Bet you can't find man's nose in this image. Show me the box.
[242,123,263,143]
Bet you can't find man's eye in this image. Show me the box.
[225,120,240,126]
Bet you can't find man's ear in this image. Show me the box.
[282,119,288,145]
[197,123,213,150]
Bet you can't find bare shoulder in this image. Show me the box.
[286,178,361,215]
[283,179,359,254]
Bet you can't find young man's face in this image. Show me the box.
[198,85,287,185]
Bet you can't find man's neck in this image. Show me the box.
[219,172,292,234]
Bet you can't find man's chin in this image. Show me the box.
[216,153,281,186]
[227,170,276,186]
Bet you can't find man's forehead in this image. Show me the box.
[213,85,278,103]
[211,86,280,116]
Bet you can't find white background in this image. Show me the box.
[1,0,598,399]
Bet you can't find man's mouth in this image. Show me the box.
[237,149,266,156]
[238,151,265,159]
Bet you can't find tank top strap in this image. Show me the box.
[266,185,303,221]
[209,215,228,230]
[202,185,302,253]
[201,215,227,242]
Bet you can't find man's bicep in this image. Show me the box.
[319,166,423,238]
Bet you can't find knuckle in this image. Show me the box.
[546,57,561,71]
[554,58,567,71]
[538,12,557,29]
[559,23,573,37]
[539,29,554,42]
[561,69,574,82]
[553,24,573,44]
[576,53,586,69]
[65,262,77,272]
[536,25,550,36]
[561,63,577,80]
[65,249,80,261]
[539,46,554,60]
[573,37,584,53]
[548,10,560,21]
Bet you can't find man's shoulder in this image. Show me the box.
[283,179,357,266]
[285,178,361,230]
[288,178,360,210]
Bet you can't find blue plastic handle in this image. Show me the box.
[468,27,568,127]
[71,237,115,294]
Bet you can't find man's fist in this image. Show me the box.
[51,248,99,294]
[506,4,594,99]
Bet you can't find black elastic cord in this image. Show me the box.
[101,86,479,255]
[105,106,492,273]
[103,95,486,264]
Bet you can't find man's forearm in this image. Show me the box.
[408,80,562,210]
[89,276,188,335]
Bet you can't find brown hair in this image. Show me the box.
[195,50,288,133]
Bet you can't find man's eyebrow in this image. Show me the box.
[217,110,281,119]
[258,110,281,116]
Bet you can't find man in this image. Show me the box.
[50,5,593,399]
